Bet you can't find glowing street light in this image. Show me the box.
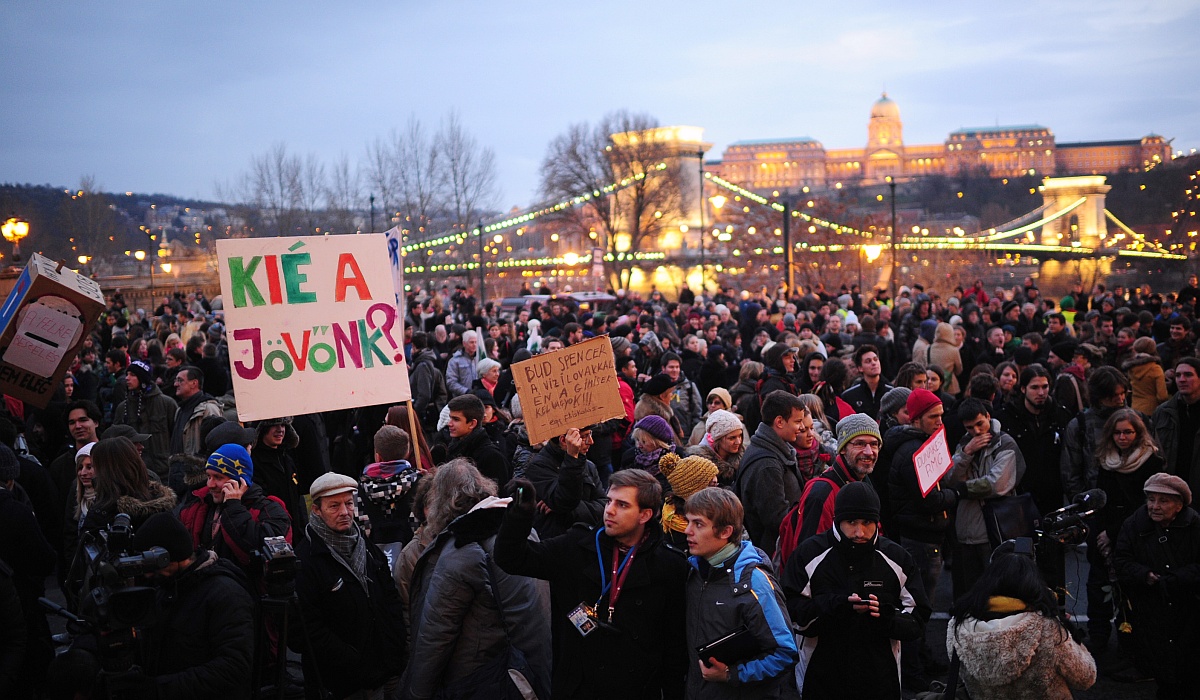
[2,217,30,262]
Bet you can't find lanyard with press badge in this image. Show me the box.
[595,528,637,623]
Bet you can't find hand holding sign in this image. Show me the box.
[913,427,953,497]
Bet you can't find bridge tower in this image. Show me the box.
[1038,175,1111,249]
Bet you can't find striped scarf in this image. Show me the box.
[308,518,370,593]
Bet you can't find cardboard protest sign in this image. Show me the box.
[512,335,625,444]
[914,426,953,497]
[217,234,411,421]
[0,254,106,408]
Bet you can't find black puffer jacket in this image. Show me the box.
[494,506,689,700]
[142,550,255,700]
[251,443,306,528]
[524,439,606,538]
[295,524,407,698]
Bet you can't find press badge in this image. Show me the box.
[568,603,597,637]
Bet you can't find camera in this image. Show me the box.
[252,535,300,598]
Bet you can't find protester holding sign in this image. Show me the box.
[884,388,958,691]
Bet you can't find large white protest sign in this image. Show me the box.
[217,234,411,421]
[914,426,953,497]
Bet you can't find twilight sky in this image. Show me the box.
[2,0,1198,210]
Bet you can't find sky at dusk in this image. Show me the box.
[2,0,1198,211]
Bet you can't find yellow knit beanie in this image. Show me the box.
[659,452,719,500]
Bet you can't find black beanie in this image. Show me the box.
[834,481,881,524]
[133,512,195,563]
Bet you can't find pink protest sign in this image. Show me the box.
[217,234,412,421]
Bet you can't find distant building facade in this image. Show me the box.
[708,94,1172,191]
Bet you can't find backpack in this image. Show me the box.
[773,475,838,571]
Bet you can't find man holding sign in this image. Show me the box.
[884,388,957,691]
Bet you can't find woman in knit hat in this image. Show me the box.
[620,415,681,486]
[687,386,735,447]
[687,409,746,487]
[658,452,719,551]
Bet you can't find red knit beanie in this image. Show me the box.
[906,388,943,421]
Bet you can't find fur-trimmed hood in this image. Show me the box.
[116,480,177,519]
[171,453,210,490]
[1123,352,1162,371]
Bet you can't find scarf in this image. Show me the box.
[1101,443,1156,475]
[794,438,823,480]
[662,500,687,534]
[987,595,1028,614]
[635,446,666,473]
[706,542,740,566]
[308,518,370,592]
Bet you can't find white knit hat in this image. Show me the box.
[705,410,743,441]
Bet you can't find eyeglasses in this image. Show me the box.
[848,439,881,450]
[1113,429,1137,437]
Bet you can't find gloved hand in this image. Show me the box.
[508,478,538,518]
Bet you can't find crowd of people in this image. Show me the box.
[2,272,1200,699]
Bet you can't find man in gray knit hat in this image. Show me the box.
[777,412,882,567]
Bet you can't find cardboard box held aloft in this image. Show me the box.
[0,254,106,408]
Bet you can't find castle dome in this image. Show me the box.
[871,93,900,120]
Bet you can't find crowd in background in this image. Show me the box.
[1,271,1200,699]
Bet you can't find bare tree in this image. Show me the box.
[395,116,441,235]
[246,142,302,236]
[294,153,327,234]
[326,153,361,233]
[363,134,401,230]
[56,175,124,257]
[539,110,682,289]
[437,110,499,233]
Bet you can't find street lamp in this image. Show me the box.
[2,217,30,263]
[133,249,155,297]
[887,176,898,300]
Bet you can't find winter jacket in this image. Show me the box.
[295,524,407,698]
[782,525,930,700]
[947,611,1095,700]
[1125,353,1169,415]
[170,392,223,458]
[685,541,798,699]
[1061,406,1118,500]
[494,506,689,700]
[996,398,1068,517]
[410,349,449,430]
[251,443,307,528]
[141,551,256,700]
[945,419,1025,546]
[840,379,893,420]
[445,426,511,487]
[672,378,705,436]
[886,426,957,544]
[112,385,178,477]
[446,349,477,397]
[791,457,866,549]
[175,484,292,572]
[1151,393,1200,496]
[1115,505,1200,690]
[734,423,802,557]
[80,480,178,535]
[926,322,963,395]
[405,499,552,700]
[524,439,606,538]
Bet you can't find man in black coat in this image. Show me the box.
[524,427,607,539]
[841,345,893,420]
[113,512,255,700]
[495,468,689,700]
[251,417,307,528]
[443,394,511,486]
[296,473,406,699]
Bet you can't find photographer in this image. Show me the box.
[175,444,292,578]
[122,512,256,699]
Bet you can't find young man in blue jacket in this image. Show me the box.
[684,488,798,698]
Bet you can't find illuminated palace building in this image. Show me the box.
[707,94,1173,191]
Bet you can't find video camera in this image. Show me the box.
[251,535,300,598]
[1040,489,1107,546]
